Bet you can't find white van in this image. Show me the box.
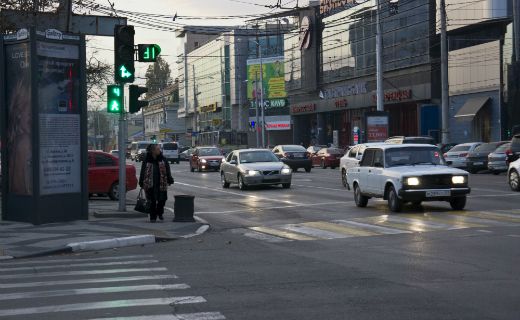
[130,141,153,162]
[160,142,180,164]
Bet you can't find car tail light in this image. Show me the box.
[459,153,468,158]
[505,149,512,156]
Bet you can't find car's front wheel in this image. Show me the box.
[509,169,520,191]
[354,184,368,208]
[238,174,248,190]
[282,183,291,189]
[387,186,403,212]
[321,159,326,169]
[305,167,311,173]
[108,182,119,201]
[221,172,230,188]
[449,197,467,210]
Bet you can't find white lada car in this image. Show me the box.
[346,144,471,212]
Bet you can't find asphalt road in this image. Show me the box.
[1,161,518,319]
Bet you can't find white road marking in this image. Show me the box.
[468,193,520,198]
[0,267,168,280]
[0,255,155,266]
[279,224,349,239]
[0,297,206,317]
[0,284,190,301]
[196,201,351,214]
[506,234,520,238]
[0,275,178,289]
[293,184,346,191]
[476,229,493,233]
[0,259,159,272]
[333,220,411,235]
[243,231,289,243]
[90,312,226,320]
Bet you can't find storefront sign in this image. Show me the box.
[200,103,217,113]
[320,0,366,15]
[250,99,287,109]
[372,89,412,103]
[335,99,348,109]
[212,118,222,126]
[266,121,291,131]
[366,113,389,143]
[247,56,286,100]
[291,103,316,114]
[319,82,367,100]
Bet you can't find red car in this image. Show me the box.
[88,151,138,200]
[311,147,345,169]
[190,147,224,172]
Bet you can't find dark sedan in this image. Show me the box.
[466,141,509,174]
[488,143,511,174]
[272,145,312,172]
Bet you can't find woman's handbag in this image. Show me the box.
[134,189,149,213]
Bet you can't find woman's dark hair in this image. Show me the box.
[146,144,157,153]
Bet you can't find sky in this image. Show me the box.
[85,0,304,88]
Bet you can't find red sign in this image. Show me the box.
[266,121,291,131]
[291,104,316,114]
[366,115,389,142]
[335,99,348,109]
[372,89,412,103]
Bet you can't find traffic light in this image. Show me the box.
[107,84,123,113]
[389,0,399,15]
[151,135,157,143]
[129,85,148,114]
[114,25,135,83]
[138,44,161,62]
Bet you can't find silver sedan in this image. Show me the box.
[220,149,292,190]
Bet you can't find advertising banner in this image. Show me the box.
[37,41,81,195]
[247,56,286,101]
[5,43,33,195]
[366,112,389,143]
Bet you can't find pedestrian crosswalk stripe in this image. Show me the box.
[451,211,520,224]
[303,221,380,237]
[0,284,190,301]
[0,255,155,266]
[0,297,207,317]
[397,214,485,229]
[249,226,317,241]
[243,231,288,242]
[90,312,226,320]
[0,274,179,289]
[353,216,449,232]
[0,267,168,280]
[279,224,347,239]
[0,259,159,273]
[332,220,410,235]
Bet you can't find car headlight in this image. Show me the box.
[201,159,207,163]
[406,177,420,186]
[281,167,291,175]
[247,170,260,176]
[452,176,465,184]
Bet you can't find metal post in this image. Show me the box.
[259,46,266,148]
[514,0,520,62]
[375,0,384,112]
[118,109,126,212]
[255,72,260,148]
[440,0,450,144]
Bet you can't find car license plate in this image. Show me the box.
[426,190,451,197]
[473,162,484,165]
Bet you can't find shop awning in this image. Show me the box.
[454,96,490,118]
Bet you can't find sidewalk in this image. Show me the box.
[0,199,209,259]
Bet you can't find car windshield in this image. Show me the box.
[283,145,306,152]
[162,143,178,150]
[385,147,445,167]
[239,151,279,164]
[199,148,221,156]
[474,143,501,152]
[449,145,471,152]
[494,143,510,153]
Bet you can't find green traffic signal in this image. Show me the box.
[119,65,133,79]
[138,44,161,62]
[107,85,123,113]
[114,25,135,83]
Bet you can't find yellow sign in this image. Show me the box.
[200,103,217,113]
[212,119,222,126]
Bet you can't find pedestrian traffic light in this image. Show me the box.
[129,85,148,114]
[114,25,135,83]
[138,44,161,62]
[107,84,123,113]
[151,135,157,143]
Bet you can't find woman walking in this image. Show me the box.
[139,144,174,222]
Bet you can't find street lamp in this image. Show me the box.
[251,39,265,148]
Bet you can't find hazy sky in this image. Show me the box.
[85,0,301,87]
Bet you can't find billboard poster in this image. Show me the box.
[247,56,286,101]
[366,112,389,143]
[37,41,81,195]
[5,42,33,196]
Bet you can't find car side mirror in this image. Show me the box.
[229,160,237,165]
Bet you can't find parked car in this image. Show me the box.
[508,158,520,191]
[487,143,511,175]
[346,144,470,212]
[190,147,224,172]
[385,136,436,145]
[109,150,119,158]
[306,145,327,155]
[466,141,509,174]
[130,141,153,162]
[438,143,459,154]
[311,147,344,169]
[88,151,138,200]
[179,148,193,161]
[272,145,312,172]
[340,143,384,188]
[160,142,180,164]
[507,134,520,164]
[444,142,482,169]
[220,149,292,190]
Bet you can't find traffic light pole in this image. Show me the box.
[118,101,127,212]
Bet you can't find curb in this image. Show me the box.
[68,235,156,252]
